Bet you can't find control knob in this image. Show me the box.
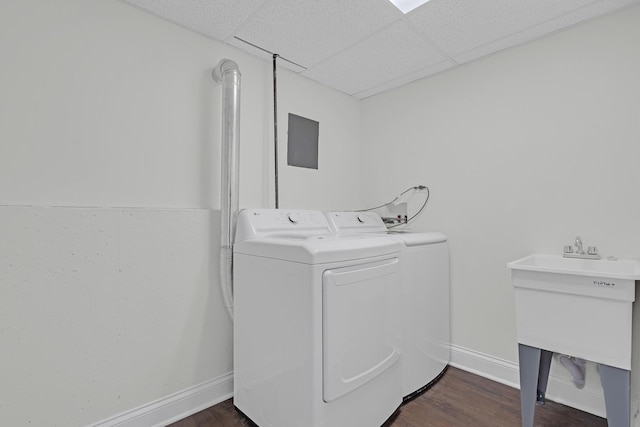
[287,213,302,224]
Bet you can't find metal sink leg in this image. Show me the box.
[599,363,630,427]
[518,344,552,427]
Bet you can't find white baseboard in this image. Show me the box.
[91,345,608,427]
[449,344,606,418]
[90,372,233,427]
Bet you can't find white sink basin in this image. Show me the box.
[508,253,640,280]
[508,253,640,369]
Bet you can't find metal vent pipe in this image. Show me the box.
[212,59,240,320]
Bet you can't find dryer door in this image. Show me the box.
[322,257,400,402]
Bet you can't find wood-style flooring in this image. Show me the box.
[168,366,607,427]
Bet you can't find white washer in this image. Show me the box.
[233,209,403,427]
[326,211,450,400]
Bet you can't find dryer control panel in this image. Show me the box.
[326,211,387,234]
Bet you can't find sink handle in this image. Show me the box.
[588,246,598,256]
[564,245,573,253]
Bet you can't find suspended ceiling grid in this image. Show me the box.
[119,0,639,99]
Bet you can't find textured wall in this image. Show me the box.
[0,207,229,425]
[0,0,363,425]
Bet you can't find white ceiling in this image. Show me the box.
[120,0,638,99]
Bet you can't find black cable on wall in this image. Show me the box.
[273,54,279,209]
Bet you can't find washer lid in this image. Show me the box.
[234,234,402,264]
[325,212,447,247]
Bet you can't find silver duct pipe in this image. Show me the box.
[212,59,241,320]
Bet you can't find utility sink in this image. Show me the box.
[509,253,640,426]
[509,253,640,281]
[508,253,640,370]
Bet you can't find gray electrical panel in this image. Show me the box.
[287,113,319,169]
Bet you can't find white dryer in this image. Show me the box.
[233,209,403,427]
[326,211,450,400]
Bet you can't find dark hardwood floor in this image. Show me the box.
[168,366,607,427]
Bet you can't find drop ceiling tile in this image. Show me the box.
[408,0,597,57]
[227,37,307,73]
[119,0,638,99]
[353,61,454,99]
[121,0,265,40]
[453,0,638,63]
[233,0,398,68]
[302,20,450,96]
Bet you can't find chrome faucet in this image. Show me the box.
[563,236,600,259]
[574,236,584,254]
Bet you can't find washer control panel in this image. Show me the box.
[286,212,303,224]
[235,209,332,242]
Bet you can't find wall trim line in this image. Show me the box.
[89,372,233,427]
[449,343,606,418]
[91,344,609,426]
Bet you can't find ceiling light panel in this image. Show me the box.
[388,0,431,14]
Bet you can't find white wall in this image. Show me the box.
[362,3,640,413]
[0,0,362,210]
[277,70,363,210]
[4,0,638,424]
[0,0,362,425]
